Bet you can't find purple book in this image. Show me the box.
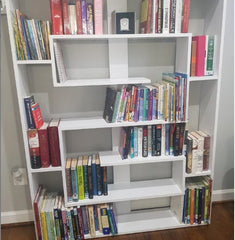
[81,0,87,34]
[147,89,153,120]
[134,88,140,122]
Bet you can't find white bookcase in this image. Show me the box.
[5,0,227,238]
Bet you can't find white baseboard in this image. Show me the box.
[212,189,234,202]
[1,210,34,224]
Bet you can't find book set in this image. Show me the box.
[182,176,212,225]
[34,186,118,240]
[186,130,211,174]
[65,154,108,203]
[13,9,51,60]
[140,0,191,34]
[103,72,187,124]
[24,95,61,169]
[190,35,216,77]
[118,123,186,160]
[50,0,103,35]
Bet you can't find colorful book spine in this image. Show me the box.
[75,0,83,34]
[100,206,110,235]
[28,129,41,169]
[66,208,75,240]
[142,126,148,157]
[71,159,79,202]
[169,0,176,33]
[155,124,162,156]
[88,156,93,199]
[102,166,108,195]
[24,95,35,129]
[81,0,87,34]
[49,0,63,34]
[62,0,70,34]
[182,0,190,33]
[205,35,215,76]
[31,102,44,129]
[77,157,85,200]
[87,3,94,34]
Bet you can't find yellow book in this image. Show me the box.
[40,198,48,240]
[77,155,85,200]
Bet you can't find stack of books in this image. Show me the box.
[65,153,108,202]
[182,176,212,225]
[24,95,61,168]
[119,123,186,159]
[49,0,103,35]
[103,72,188,123]
[186,130,210,174]
[13,9,51,60]
[34,186,117,240]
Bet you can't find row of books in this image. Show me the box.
[186,130,210,174]
[140,0,190,34]
[34,187,117,240]
[119,123,186,159]
[50,0,103,35]
[190,35,215,76]
[13,9,51,60]
[182,176,212,225]
[24,95,61,168]
[66,154,108,202]
[103,73,187,124]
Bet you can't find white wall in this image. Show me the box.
[1,0,234,219]
[213,0,234,191]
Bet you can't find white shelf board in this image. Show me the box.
[59,117,186,131]
[66,178,183,207]
[30,166,62,173]
[185,170,212,178]
[84,208,209,238]
[17,60,52,65]
[50,33,192,41]
[54,77,151,87]
[99,151,185,166]
[189,76,218,82]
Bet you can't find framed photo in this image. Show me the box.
[112,11,135,34]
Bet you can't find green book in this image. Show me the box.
[205,35,215,76]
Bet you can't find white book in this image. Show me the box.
[175,0,183,33]
[53,42,67,83]
[162,0,170,33]
[68,4,77,35]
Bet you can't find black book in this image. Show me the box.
[102,166,108,195]
[88,156,93,199]
[96,155,103,196]
[142,126,148,157]
[155,125,162,156]
[103,87,117,123]
[124,127,131,159]
[151,125,157,156]
[173,123,180,156]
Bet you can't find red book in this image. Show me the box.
[33,185,43,240]
[31,102,44,129]
[182,0,190,33]
[38,122,50,167]
[62,0,70,34]
[192,35,206,76]
[146,0,153,33]
[50,0,63,34]
[75,0,83,34]
[48,119,61,166]
[28,129,41,168]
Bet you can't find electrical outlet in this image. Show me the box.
[12,168,28,185]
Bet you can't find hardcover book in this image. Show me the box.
[31,102,44,129]
[48,119,61,167]
[94,0,103,34]
[62,0,70,34]
[182,0,190,33]
[65,158,73,202]
[28,129,41,169]
[38,122,50,168]
[75,0,83,34]
[49,0,63,34]
[24,95,35,129]
[140,0,152,33]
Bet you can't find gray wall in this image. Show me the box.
[213,0,234,190]
[1,0,234,213]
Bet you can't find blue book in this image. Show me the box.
[66,208,75,240]
[182,189,188,223]
[26,19,38,59]
[93,205,99,231]
[100,206,110,235]
[71,159,78,202]
[24,95,35,129]
[81,206,89,235]
[109,204,118,234]
[152,88,157,120]
[91,155,97,196]
[20,15,31,59]
[134,127,138,157]
[165,124,170,155]
[138,87,145,121]
[130,127,134,158]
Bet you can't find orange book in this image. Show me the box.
[190,40,197,76]
[190,187,195,225]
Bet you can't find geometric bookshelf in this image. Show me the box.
[5,0,227,238]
